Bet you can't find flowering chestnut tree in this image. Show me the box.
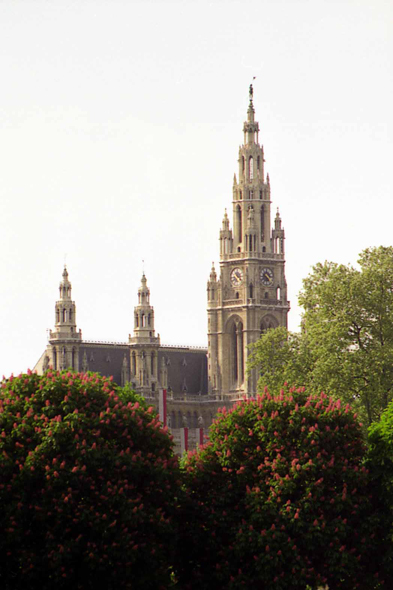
[177,387,381,590]
[0,370,180,590]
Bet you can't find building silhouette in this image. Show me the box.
[34,87,289,450]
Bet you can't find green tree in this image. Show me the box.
[366,401,393,584]
[177,387,380,590]
[0,370,180,590]
[249,246,393,426]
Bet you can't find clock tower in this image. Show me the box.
[207,86,289,398]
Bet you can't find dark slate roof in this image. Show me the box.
[159,347,207,395]
[79,342,129,385]
[79,342,208,394]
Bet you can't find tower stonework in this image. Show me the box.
[207,87,290,398]
[46,266,82,371]
[128,273,161,395]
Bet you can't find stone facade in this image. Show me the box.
[207,85,289,398]
[34,87,289,452]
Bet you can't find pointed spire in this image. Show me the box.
[59,265,72,300]
[233,173,237,185]
[243,85,259,143]
[210,263,217,282]
[247,84,255,122]
[275,208,282,230]
[267,172,270,185]
[138,272,150,306]
[222,209,230,230]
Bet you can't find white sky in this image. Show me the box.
[1,0,392,378]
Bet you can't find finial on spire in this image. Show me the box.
[210,262,217,282]
[249,83,254,104]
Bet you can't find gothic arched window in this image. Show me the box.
[249,156,254,180]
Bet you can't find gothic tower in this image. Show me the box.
[128,273,161,394]
[207,86,289,397]
[46,266,82,371]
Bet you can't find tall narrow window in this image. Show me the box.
[257,155,260,170]
[249,156,254,180]
[242,156,245,174]
[232,324,238,382]
[69,309,72,322]
[56,309,60,323]
[63,309,66,322]
[261,205,265,241]
[249,190,254,200]
[237,205,242,243]
[239,190,242,200]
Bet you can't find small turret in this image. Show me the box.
[48,266,82,371]
[209,262,217,282]
[219,209,233,257]
[274,208,282,230]
[129,272,160,396]
[272,208,285,255]
[207,262,218,305]
[131,273,159,342]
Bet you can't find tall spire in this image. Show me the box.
[208,85,289,400]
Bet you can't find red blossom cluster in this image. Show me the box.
[0,370,179,590]
[177,387,380,590]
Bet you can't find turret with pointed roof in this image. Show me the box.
[47,266,82,371]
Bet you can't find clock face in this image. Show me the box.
[260,267,273,285]
[231,267,244,287]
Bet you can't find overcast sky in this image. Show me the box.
[1,0,392,378]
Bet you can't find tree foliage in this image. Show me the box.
[0,370,180,590]
[249,246,393,426]
[177,387,380,590]
[366,401,393,583]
